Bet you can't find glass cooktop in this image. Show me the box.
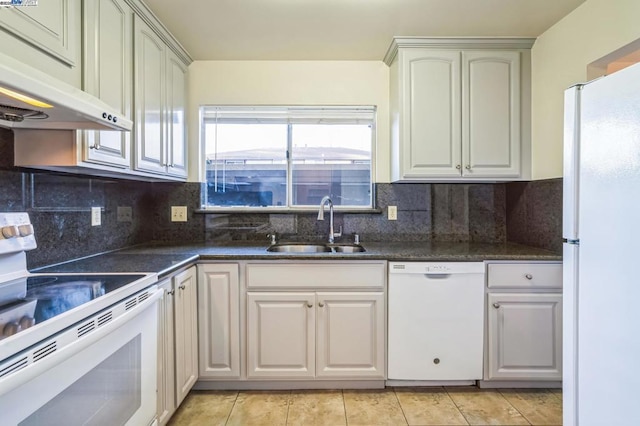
[0,274,146,340]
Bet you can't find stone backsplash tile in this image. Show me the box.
[506,178,563,253]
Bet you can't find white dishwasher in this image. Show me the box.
[388,262,485,383]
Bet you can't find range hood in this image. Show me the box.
[0,51,132,131]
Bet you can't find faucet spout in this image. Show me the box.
[317,196,341,243]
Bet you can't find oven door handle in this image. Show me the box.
[0,287,163,397]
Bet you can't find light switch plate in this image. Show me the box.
[91,207,101,226]
[388,205,398,221]
[171,206,187,222]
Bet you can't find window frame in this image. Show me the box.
[200,105,377,212]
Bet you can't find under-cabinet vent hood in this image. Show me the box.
[0,51,132,131]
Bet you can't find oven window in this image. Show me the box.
[20,335,142,426]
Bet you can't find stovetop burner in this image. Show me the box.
[0,274,146,341]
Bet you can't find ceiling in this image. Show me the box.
[143,0,586,61]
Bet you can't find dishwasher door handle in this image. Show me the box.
[424,273,453,279]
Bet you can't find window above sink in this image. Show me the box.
[200,106,375,211]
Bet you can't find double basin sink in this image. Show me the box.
[267,243,365,253]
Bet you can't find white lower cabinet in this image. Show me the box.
[197,264,241,379]
[486,293,562,380]
[247,291,385,380]
[484,262,563,383]
[157,266,198,425]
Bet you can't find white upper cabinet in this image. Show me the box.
[386,38,533,182]
[0,0,81,86]
[134,14,166,175]
[134,14,188,179]
[463,51,521,178]
[82,0,133,168]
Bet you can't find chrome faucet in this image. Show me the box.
[317,196,342,243]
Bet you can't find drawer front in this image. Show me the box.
[487,262,562,289]
[247,262,386,289]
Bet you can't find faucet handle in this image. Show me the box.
[333,226,343,239]
[354,233,360,244]
[267,233,277,244]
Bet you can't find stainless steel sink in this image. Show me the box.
[331,244,366,253]
[266,243,365,253]
[267,244,332,253]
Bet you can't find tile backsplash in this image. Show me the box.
[0,127,562,269]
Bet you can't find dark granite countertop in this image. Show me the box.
[35,241,560,278]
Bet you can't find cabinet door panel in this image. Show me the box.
[165,50,188,178]
[174,267,198,405]
[316,292,384,378]
[82,0,132,168]
[247,292,315,378]
[198,264,240,378]
[463,51,520,177]
[134,16,166,174]
[402,50,461,178]
[157,280,175,425]
[487,293,562,380]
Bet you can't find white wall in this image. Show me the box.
[187,61,389,182]
[531,0,640,179]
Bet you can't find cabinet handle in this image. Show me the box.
[90,144,100,150]
[456,164,461,170]
[465,165,471,170]
[306,303,313,308]
[493,303,500,309]
[433,358,440,365]
[525,273,533,280]
[179,284,186,290]
[167,289,175,296]
[318,302,325,308]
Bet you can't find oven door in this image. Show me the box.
[0,288,162,426]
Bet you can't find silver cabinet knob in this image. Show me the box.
[167,289,175,296]
[493,303,500,309]
[433,358,440,364]
[456,165,461,170]
[307,303,313,308]
[318,302,325,308]
[179,284,186,290]
[465,165,471,170]
[525,273,533,280]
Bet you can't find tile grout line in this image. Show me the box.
[391,387,410,426]
[443,387,471,426]
[284,390,292,425]
[496,389,533,426]
[342,389,349,426]
[224,391,240,426]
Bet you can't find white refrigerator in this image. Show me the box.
[563,62,640,426]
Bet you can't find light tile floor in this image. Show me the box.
[168,387,562,426]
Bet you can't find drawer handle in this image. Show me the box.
[525,273,533,280]
[493,303,500,309]
[167,289,175,296]
[433,358,440,364]
[307,303,313,308]
[318,302,325,308]
[179,284,186,290]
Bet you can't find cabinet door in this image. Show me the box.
[462,51,521,177]
[487,293,562,380]
[197,264,240,379]
[134,15,166,174]
[0,0,78,66]
[316,292,385,378]
[174,267,198,405]
[157,279,175,426]
[165,49,188,178]
[247,292,315,379]
[400,49,461,178]
[82,0,132,168]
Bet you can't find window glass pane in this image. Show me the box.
[291,124,372,207]
[205,123,287,207]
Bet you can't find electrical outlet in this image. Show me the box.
[388,205,398,221]
[171,206,187,222]
[117,206,132,222]
[91,207,101,226]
